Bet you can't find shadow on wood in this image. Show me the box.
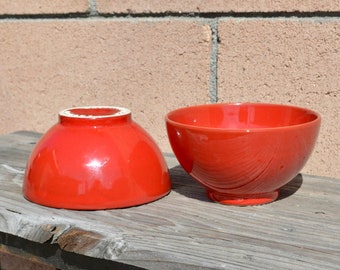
[169,165,303,204]
[276,173,303,201]
[169,165,210,202]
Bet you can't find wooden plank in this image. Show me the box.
[0,131,339,269]
[0,245,56,270]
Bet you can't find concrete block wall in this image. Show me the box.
[0,1,339,178]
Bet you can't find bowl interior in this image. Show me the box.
[167,103,319,130]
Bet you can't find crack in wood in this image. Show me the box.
[5,209,22,215]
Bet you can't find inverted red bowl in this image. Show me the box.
[23,106,171,209]
[166,103,321,206]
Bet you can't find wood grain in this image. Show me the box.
[0,131,339,269]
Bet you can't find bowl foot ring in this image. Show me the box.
[206,190,279,206]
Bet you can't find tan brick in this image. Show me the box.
[0,19,211,152]
[0,0,89,15]
[217,19,340,178]
[97,0,339,14]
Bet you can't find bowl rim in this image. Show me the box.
[165,102,321,133]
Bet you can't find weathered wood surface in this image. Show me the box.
[0,131,339,269]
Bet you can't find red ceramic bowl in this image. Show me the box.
[23,106,171,209]
[166,103,321,206]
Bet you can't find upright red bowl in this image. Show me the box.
[166,103,321,206]
[23,106,171,209]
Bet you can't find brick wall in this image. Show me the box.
[0,1,339,178]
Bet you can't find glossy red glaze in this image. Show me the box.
[23,106,171,209]
[166,103,321,206]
